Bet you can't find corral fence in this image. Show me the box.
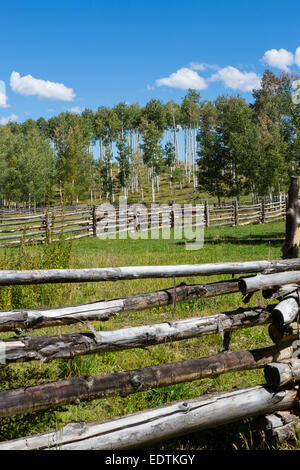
[0,198,287,248]
[204,198,286,227]
[0,179,300,449]
[0,208,94,247]
[0,258,300,449]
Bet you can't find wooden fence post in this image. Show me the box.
[92,205,97,237]
[204,200,209,227]
[170,205,175,229]
[233,200,239,226]
[283,195,287,221]
[261,198,265,224]
[282,176,300,259]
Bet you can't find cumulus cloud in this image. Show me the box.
[10,72,75,101]
[295,47,300,68]
[0,80,9,108]
[189,62,219,71]
[209,66,261,92]
[0,113,18,126]
[64,106,83,114]
[262,48,294,72]
[155,67,208,90]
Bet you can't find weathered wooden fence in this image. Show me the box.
[0,180,299,449]
[205,199,286,227]
[0,199,287,248]
[0,256,300,449]
[0,208,94,247]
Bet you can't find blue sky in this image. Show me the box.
[1,0,300,125]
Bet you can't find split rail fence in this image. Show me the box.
[0,199,286,248]
[0,208,94,247]
[0,257,300,449]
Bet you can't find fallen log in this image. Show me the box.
[1,305,274,363]
[0,343,293,418]
[0,385,297,450]
[264,359,300,390]
[239,271,300,295]
[0,280,240,332]
[2,259,300,286]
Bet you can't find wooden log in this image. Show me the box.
[234,200,239,226]
[261,199,265,224]
[0,385,297,450]
[52,215,92,224]
[0,214,43,222]
[271,293,299,326]
[262,283,300,300]
[92,205,97,237]
[0,230,45,241]
[204,200,209,227]
[282,176,300,259]
[264,359,300,390]
[0,279,245,332]
[268,322,299,345]
[50,221,91,230]
[0,306,274,363]
[2,259,300,286]
[0,343,293,418]
[0,237,45,247]
[256,410,300,444]
[239,271,300,295]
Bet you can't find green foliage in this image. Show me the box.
[0,236,72,311]
[0,125,55,204]
[1,69,300,206]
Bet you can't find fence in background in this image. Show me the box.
[0,209,94,247]
[0,198,287,248]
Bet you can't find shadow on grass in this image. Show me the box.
[203,232,284,246]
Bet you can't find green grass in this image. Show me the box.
[0,220,297,450]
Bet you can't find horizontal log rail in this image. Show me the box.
[0,279,241,332]
[0,342,293,418]
[0,384,297,450]
[239,271,300,294]
[1,259,300,286]
[1,305,274,363]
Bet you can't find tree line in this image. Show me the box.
[0,69,299,206]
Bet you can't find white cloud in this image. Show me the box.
[0,80,9,108]
[262,48,294,71]
[209,66,261,92]
[155,67,208,90]
[0,113,18,126]
[64,106,83,114]
[189,62,219,71]
[295,47,300,68]
[10,72,75,101]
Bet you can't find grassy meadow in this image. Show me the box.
[0,220,298,450]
